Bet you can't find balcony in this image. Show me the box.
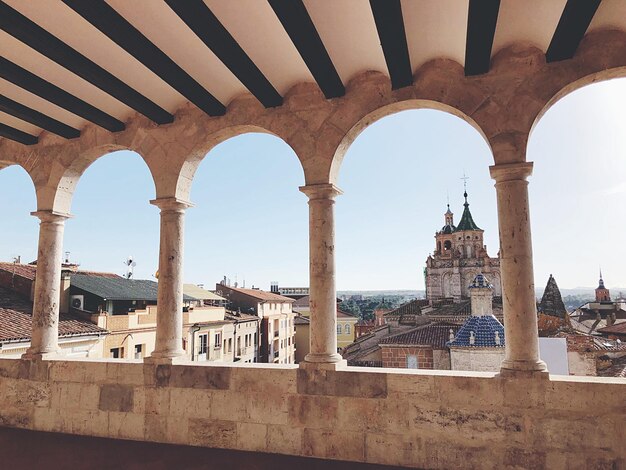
[0,358,622,469]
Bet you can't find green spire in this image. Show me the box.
[455,191,481,231]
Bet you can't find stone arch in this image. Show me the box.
[328,98,492,185]
[172,125,304,203]
[45,144,156,215]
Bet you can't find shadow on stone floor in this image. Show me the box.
[0,427,411,470]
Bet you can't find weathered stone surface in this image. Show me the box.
[0,358,624,468]
[98,384,134,412]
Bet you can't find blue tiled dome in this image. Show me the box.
[447,315,505,348]
[468,273,493,289]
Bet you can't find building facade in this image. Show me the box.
[215,284,296,364]
[425,192,501,301]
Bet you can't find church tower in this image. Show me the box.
[595,270,611,302]
[425,190,501,301]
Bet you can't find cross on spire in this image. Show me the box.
[461,172,470,204]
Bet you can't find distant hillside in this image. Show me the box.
[338,290,424,298]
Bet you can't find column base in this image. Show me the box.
[144,352,188,365]
[499,358,549,378]
[21,350,63,361]
[300,353,347,370]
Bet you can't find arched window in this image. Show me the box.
[337,324,342,335]
[345,324,351,335]
[444,240,452,251]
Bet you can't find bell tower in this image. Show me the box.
[595,269,611,302]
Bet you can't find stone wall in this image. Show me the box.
[381,346,434,369]
[0,358,623,469]
[451,348,506,372]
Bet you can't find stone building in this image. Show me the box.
[0,2,625,467]
[425,192,501,301]
[448,274,506,372]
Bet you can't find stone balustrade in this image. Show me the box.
[0,358,623,469]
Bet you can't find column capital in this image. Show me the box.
[150,197,194,211]
[30,210,72,222]
[489,162,533,182]
[299,183,343,200]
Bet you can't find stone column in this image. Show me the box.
[300,184,344,365]
[490,162,547,374]
[148,197,192,363]
[23,210,71,359]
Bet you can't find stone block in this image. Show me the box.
[33,407,60,433]
[78,383,100,410]
[168,364,230,390]
[0,407,32,429]
[365,432,423,467]
[386,371,436,399]
[435,375,504,409]
[144,387,170,414]
[98,384,134,412]
[236,422,267,452]
[266,424,303,456]
[288,394,339,429]
[68,409,109,437]
[168,388,211,419]
[189,418,236,448]
[297,369,387,398]
[210,390,247,421]
[108,411,144,440]
[0,359,21,379]
[144,414,168,442]
[50,381,82,410]
[246,392,288,425]
[107,362,144,386]
[336,397,385,433]
[50,361,85,383]
[231,367,296,395]
[302,428,365,462]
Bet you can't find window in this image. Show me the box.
[198,334,208,355]
[228,338,232,352]
[345,324,351,335]
[337,324,342,335]
[215,332,222,347]
[110,348,120,359]
[134,344,143,359]
[444,240,452,250]
[407,355,418,369]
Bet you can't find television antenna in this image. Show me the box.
[124,256,137,279]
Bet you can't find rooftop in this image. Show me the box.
[183,284,225,302]
[219,286,294,303]
[447,315,505,348]
[0,286,107,342]
[71,274,194,302]
[380,322,460,349]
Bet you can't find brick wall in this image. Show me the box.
[381,346,434,369]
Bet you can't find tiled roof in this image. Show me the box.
[0,262,36,280]
[0,263,121,281]
[292,295,310,308]
[224,311,260,323]
[538,275,567,319]
[337,309,358,318]
[0,286,107,342]
[455,193,481,231]
[384,299,425,317]
[447,315,505,348]
[223,287,294,303]
[294,315,310,325]
[380,322,460,349]
[72,274,194,301]
[596,321,626,335]
[552,331,626,353]
[183,284,225,301]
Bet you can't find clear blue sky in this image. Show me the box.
[1,79,625,292]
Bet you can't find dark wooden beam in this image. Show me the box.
[0,122,38,145]
[268,0,344,99]
[369,0,412,89]
[546,0,602,62]
[0,1,173,124]
[165,0,282,108]
[63,0,226,116]
[0,58,125,132]
[0,95,80,139]
[465,0,500,76]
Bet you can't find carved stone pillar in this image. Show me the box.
[490,162,547,374]
[148,197,191,363]
[300,184,344,366]
[23,210,70,359]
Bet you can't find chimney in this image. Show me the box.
[469,273,493,316]
[59,270,71,314]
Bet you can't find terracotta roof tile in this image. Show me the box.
[380,322,460,349]
[0,286,107,342]
[0,262,36,280]
[223,287,294,302]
